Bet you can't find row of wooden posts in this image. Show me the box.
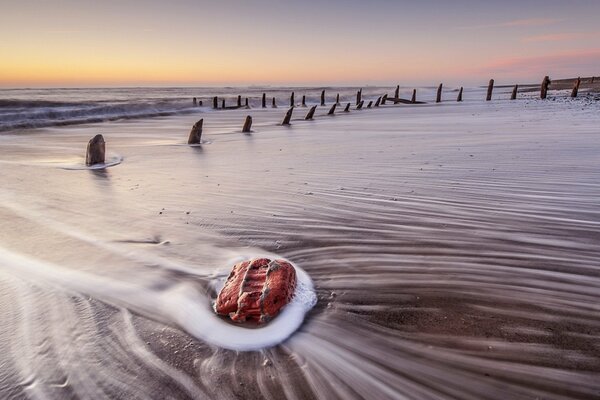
[87,76,584,165]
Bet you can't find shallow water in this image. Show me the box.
[0,87,599,399]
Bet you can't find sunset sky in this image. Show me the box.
[1,0,599,87]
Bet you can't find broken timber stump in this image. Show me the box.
[187,119,203,145]
[245,98,249,107]
[411,89,416,103]
[281,107,294,125]
[343,103,350,112]
[321,90,326,106]
[374,97,381,107]
[237,95,242,107]
[242,116,252,133]
[262,93,266,108]
[382,94,388,105]
[328,103,337,115]
[457,87,463,102]
[540,76,551,99]
[511,85,518,100]
[213,96,218,109]
[486,79,494,101]
[221,99,225,108]
[302,95,306,107]
[394,85,399,100]
[290,92,295,107]
[356,100,364,110]
[86,134,106,166]
[305,105,317,120]
[367,100,373,108]
[356,89,362,105]
[272,97,277,108]
[336,93,340,104]
[571,77,581,98]
[193,97,197,106]
[436,84,443,103]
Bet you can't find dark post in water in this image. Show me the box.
[511,85,518,100]
[290,92,295,107]
[305,105,317,120]
[86,134,106,166]
[272,97,277,108]
[356,100,364,110]
[237,95,242,108]
[336,93,340,105]
[394,85,399,99]
[282,107,294,125]
[571,77,581,98]
[457,87,463,102]
[540,76,551,99]
[245,98,249,107]
[328,103,337,115]
[436,84,443,103]
[344,103,350,112]
[486,79,494,101]
[302,95,306,107]
[374,97,381,107]
[213,96,218,109]
[356,89,362,105]
[321,90,326,106]
[187,120,203,145]
[242,116,252,133]
[262,93,266,108]
[193,97,197,106]
[382,94,388,105]
[221,99,225,108]
[367,100,373,108]
[411,89,416,104]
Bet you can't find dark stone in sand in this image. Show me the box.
[187,119,203,144]
[305,105,317,120]
[281,107,293,125]
[86,134,105,166]
[215,258,297,324]
[242,116,252,133]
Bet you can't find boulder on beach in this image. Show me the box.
[215,258,297,324]
[85,134,105,166]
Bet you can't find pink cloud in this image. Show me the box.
[472,49,600,81]
[522,32,600,42]
[461,18,562,30]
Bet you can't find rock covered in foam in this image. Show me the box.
[215,258,297,324]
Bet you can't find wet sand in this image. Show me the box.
[1,88,600,399]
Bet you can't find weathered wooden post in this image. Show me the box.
[282,107,294,125]
[367,100,373,108]
[302,95,306,107]
[511,85,518,100]
[321,90,326,106]
[213,96,218,109]
[272,97,277,108]
[237,95,242,107]
[262,93,266,108]
[328,103,337,115]
[540,76,551,99]
[486,79,494,101]
[436,84,443,103]
[242,116,252,133]
[571,77,581,98]
[344,103,350,112]
[290,92,295,107]
[198,100,203,106]
[356,100,364,110]
[411,89,416,103]
[86,134,106,165]
[245,98,249,107]
[374,97,381,107]
[382,94,388,105]
[193,97,197,106]
[187,119,203,145]
[336,93,340,104]
[356,89,362,105]
[305,105,317,120]
[221,99,225,108]
[394,85,399,99]
[457,87,463,102]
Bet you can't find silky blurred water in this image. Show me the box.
[0,87,599,399]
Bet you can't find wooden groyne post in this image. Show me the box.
[374,97,381,107]
[321,90,326,106]
[305,105,317,120]
[457,87,463,102]
[344,103,350,112]
[367,100,373,108]
[221,99,225,108]
[511,85,518,100]
[356,100,364,110]
[237,95,242,108]
[282,107,294,125]
[245,98,249,107]
[242,116,252,133]
[262,93,266,108]
[290,92,295,107]
[336,93,340,104]
[540,76,551,99]
[356,89,362,105]
[436,84,443,103]
[86,134,106,165]
[187,119,203,145]
[411,89,416,103]
[213,96,218,109]
[382,94,388,105]
[272,97,277,108]
[302,95,306,107]
[328,103,337,115]
[394,85,400,100]
[193,97,197,106]
[486,79,494,101]
[571,77,581,98]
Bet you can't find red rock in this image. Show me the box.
[215,258,297,324]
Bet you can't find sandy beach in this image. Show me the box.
[0,85,599,399]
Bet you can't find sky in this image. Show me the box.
[1,0,599,88]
